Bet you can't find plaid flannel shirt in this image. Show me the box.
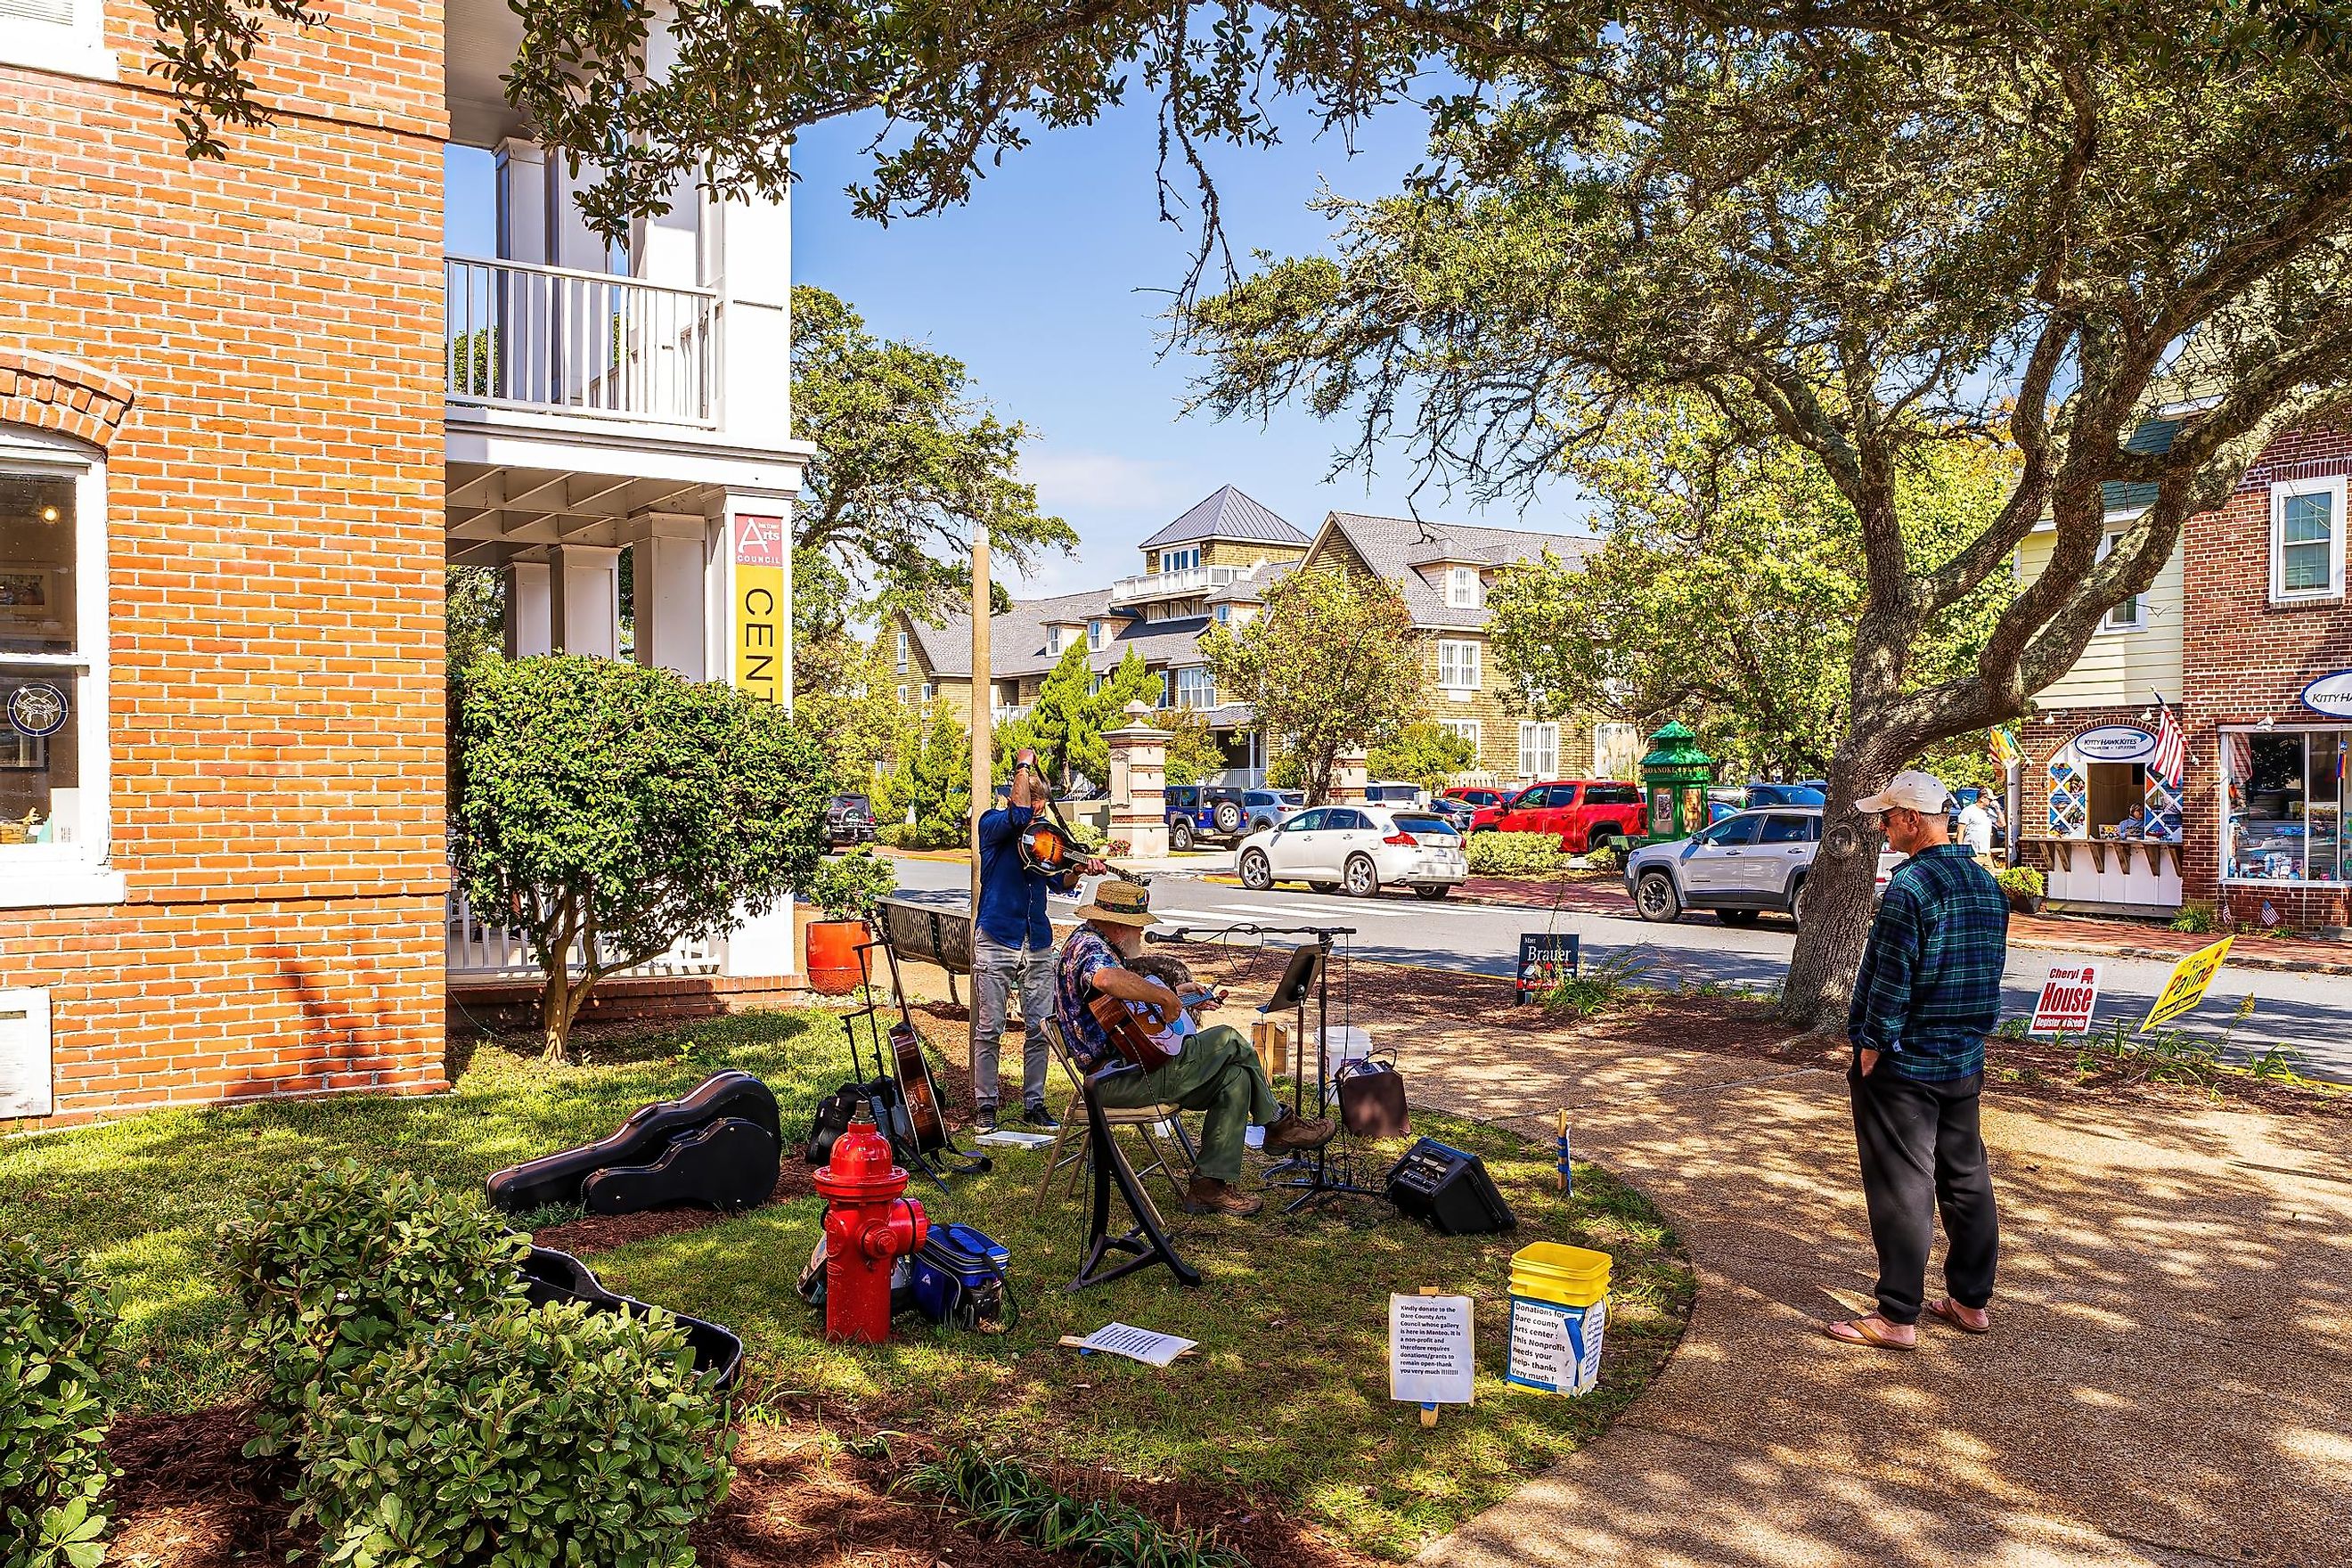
[1847,844,2010,1082]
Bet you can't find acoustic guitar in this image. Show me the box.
[888,1020,949,1153]
[1088,992,1179,1074]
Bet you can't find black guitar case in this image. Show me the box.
[486,1070,782,1215]
[519,1245,744,1388]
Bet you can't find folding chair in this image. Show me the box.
[1033,1016,1196,1217]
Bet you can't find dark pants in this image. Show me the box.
[1847,1060,1999,1325]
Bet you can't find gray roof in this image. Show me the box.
[2103,419,2181,514]
[1205,559,1295,604]
[1319,512,1594,629]
[906,589,1222,680]
[1139,486,1309,550]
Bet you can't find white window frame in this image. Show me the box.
[2219,723,2349,888]
[920,681,935,702]
[1436,639,1482,692]
[0,0,116,82]
[1173,666,1215,711]
[2271,475,2347,604]
[1517,722,1558,780]
[1,427,120,909]
[1439,718,1482,752]
[1446,566,1481,608]
[1160,546,1201,574]
[894,629,909,672]
[1088,619,1104,650]
[1046,625,1066,656]
[2096,527,2144,631]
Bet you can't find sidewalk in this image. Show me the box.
[1374,976,2351,1568]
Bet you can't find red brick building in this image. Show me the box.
[2,0,810,1128]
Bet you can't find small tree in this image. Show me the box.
[1368,722,1477,793]
[1201,571,1422,804]
[875,698,973,848]
[996,645,1163,791]
[453,655,833,1062]
[1154,709,1226,787]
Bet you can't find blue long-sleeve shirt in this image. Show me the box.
[1847,844,2010,1082]
[975,804,1077,948]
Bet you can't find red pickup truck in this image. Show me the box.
[1469,780,1646,854]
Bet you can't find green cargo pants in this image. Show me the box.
[1090,1024,1281,1183]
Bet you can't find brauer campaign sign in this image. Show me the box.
[2030,962,2102,1035]
[731,514,788,704]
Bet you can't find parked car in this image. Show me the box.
[1625,807,1822,925]
[1164,784,1302,849]
[1745,781,1828,809]
[1362,780,1431,808]
[826,792,878,846]
[1236,805,1468,899]
[1468,780,1646,855]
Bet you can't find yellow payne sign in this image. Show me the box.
[2140,935,2234,1033]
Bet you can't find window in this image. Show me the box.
[1159,546,1201,573]
[1284,809,1327,833]
[1437,639,1482,690]
[1439,718,1482,753]
[1696,814,1761,846]
[1089,620,1104,650]
[0,0,112,78]
[896,683,910,704]
[1586,784,1641,806]
[2272,477,2346,602]
[1174,666,1215,711]
[2224,727,2347,885]
[1447,566,1481,608]
[1593,722,1639,778]
[2098,532,2144,629]
[1213,604,1230,625]
[1323,809,1367,831]
[2,430,115,908]
[894,630,909,673]
[920,682,935,702]
[1517,722,1558,780]
[1758,813,1815,845]
[1047,625,1068,655]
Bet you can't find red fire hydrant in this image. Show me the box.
[812,1116,927,1343]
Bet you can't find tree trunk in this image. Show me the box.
[1778,730,1910,1030]
[539,961,575,1064]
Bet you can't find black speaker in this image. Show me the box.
[1383,1138,1516,1235]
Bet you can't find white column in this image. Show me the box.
[549,543,621,658]
[494,140,548,264]
[631,515,713,680]
[504,559,552,657]
[715,190,791,447]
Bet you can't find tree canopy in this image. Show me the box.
[1368,721,1479,792]
[997,644,1164,791]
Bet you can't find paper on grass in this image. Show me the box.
[973,1127,1056,1149]
[1078,1322,1198,1368]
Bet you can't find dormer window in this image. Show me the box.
[1047,625,1067,656]
[1089,619,1104,650]
[1159,546,1201,573]
[1447,566,1482,609]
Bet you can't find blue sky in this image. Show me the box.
[447,93,1590,599]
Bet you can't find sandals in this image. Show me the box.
[1926,1297,1992,1335]
[1820,1315,1916,1352]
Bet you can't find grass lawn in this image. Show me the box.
[0,1008,1693,1561]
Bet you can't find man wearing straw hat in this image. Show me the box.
[1056,878,1335,1216]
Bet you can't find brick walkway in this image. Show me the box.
[1390,983,2352,1568]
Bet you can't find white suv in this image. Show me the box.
[1625,806,1906,926]
[1237,804,1468,899]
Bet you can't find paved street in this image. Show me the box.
[889,857,2352,1080]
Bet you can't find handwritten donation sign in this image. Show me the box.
[2031,962,2102,1035]
[731,513,788,704]
[1389,1294,1475,1409]
[2142,936,2235,1032]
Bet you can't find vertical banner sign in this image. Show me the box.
[2030,961,2102,1035]
[2141,935,2235,1032]
[731,514,787,703]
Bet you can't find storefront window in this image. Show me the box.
[2225,728,2348,884]
[2,467,86,853]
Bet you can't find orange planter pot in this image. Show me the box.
[804,919,871,995]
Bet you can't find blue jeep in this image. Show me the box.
[1164,785,1301,849]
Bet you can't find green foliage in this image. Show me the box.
[998,645,1162,791]
[1368,721,1478,793]
[445,566,503,675]
[293,1299,734,1568]
[1468,830,1569,878]
[2170,898,2220,935]
[1153,708,1227,788]
[803,848,900,922]
[1539,947,1661,1021]
[1,1242,127,1568]
[1201,570,1422,804]
[452,654,835,1059]
[218,1161,530,1458]
[904,1446,1247,1568]
[875,698,973,849]
[1583,837,1627,874]
[795,625,908,788]
[1994,865,2046,902]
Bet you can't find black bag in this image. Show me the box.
[1335,1057,1409,1139]
[804,1083,863,1165]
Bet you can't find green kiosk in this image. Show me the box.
[1639,722,1715,845]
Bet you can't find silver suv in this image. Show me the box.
[1624,807,1822,927]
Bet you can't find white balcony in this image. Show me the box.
[1107,564,1242,606]
[446,256,717,428]
[445,888,722,982]
[993,704,1034,724]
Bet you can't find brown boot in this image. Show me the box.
[1185,1177,1263,1217]
[1262,1112,1336,1153]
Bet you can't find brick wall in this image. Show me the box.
[0,1,449,1127]
[2179,423,2352,928]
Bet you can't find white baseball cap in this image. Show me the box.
[1855,770,1952,815]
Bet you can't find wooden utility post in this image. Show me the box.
[968,526,991,936]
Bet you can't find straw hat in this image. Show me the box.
[1074,878,1158,927]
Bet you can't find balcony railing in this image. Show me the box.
[1107,564,1242,605]
[445,889,722,982]
[993,704,1034,724]
[445,256,718,427]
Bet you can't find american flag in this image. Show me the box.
[2150,698,2187,789]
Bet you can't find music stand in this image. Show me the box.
[1070,1063,1202,1291]
[1262,929,1381,1212]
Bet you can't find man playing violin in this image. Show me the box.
[1055,878,1334,1216]
[971,747,1104,1133]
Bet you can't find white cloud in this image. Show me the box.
[1021,449,1190,514]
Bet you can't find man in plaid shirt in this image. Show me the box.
[1825,770,2007,1352]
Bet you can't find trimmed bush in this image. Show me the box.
[1994,865,2046,901]
[294,1300,735,1568]
[221,1161,530,1457]
[803,848,899,922]
[1467,830,1570,878]
[1,1241,127,1568]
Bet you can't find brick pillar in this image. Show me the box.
[1107,702,1170,857]
[1331,748,1369,804]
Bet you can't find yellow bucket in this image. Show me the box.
[1509,1242,1612,1308]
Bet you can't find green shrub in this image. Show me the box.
[1,1241,127,1568]
[803,848,899,921]
[1584,837,1627,873]
[1993,865,2045,901]
[905,1445,1245,1568]
[1467,830,1570,878]
[1540,947,1660,1019]
[2170,898,2219,935]
[294,1300,734,1568]
[221,1161,530,1458]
